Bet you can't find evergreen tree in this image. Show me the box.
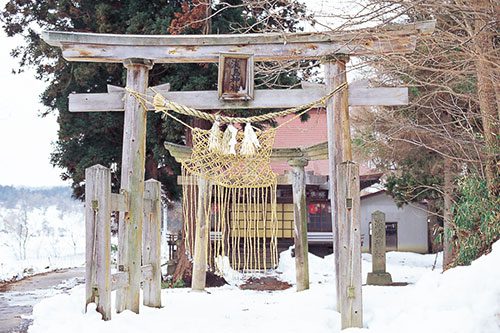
[1,0,307,200]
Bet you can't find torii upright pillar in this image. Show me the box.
[325,55,363,328]
[116,58,154,314]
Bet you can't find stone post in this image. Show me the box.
[366,211,392,285]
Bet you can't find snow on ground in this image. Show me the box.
[28,241,500,333]
[0,205,85,281]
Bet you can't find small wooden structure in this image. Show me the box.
[42,20,434,328]
[218,52,254,100]
[85,165,162,320]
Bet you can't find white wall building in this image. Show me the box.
[360,190,429,254]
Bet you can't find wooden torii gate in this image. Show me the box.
[42,21,434,329]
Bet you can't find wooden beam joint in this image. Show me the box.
[124,58,154,69]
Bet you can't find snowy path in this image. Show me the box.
[0,267,84,333]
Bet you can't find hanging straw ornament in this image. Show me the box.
[221,124,239,155]
[208,117,222,152]
[240,123,261,156]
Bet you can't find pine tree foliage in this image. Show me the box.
[1,0,307,200]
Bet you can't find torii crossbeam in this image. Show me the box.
[41,20,434,328]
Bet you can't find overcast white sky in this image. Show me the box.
[0,30,67,187]
[0,0,350,188]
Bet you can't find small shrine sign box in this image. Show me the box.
[218,53,254,101]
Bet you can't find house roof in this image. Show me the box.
[360,189,387,199]
[271,110,382,185]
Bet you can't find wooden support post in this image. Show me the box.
[289,158,310,292]
[191,177,209,291]
[324,56,348,309]
[337,162,363,329]
[142,179,162,308]
[116,58,153,314]
[85,165,112,320]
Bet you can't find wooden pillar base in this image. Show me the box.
[337,162,363,329]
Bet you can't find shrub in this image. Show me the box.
[452,176,500,265]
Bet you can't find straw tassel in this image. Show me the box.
[221,124,238,155]
[153,93,167,109]
[208,118,222,152]
[240,123,260,156]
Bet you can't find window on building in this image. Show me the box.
[369,222,398,251]
[307,202,332,232]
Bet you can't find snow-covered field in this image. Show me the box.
[0,204,85,281]
[27,241,500,333]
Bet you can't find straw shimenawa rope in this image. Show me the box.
[126,82,347,124]
[126,83,347,274]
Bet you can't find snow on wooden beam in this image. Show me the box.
[69,86,408,112]
[41,21,434,63]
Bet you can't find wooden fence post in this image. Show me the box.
[191,177,209,291]
[289,158,310,292]
[116,58,153,314]
[85,164,112,320]
[143,179,162,308]
[337,161,363,329]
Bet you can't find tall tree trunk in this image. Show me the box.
[443,157,454,269]
[427,199,442,253]
[472,0,499,196]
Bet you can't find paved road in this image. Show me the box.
[0,268,84,333]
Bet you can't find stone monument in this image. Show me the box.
[366,211,393,285]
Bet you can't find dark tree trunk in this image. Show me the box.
[145,150,159,180]
[443,158,455,269]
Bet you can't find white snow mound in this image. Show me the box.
[28,241,500,333]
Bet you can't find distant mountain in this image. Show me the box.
[0,185,79,210]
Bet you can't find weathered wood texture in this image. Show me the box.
[111,192,127,212]
[110,191,157,215]
[289,158,310,292]
[142,180,162,308]
[41,21,436,63]
[325,58,347,311]
[337,162,363,329]
[110,271,128,291]
[116,59,153,314]
[68,86,408,112]
[109,264,155,291]
[191,178,209,291]
[69,86,408,112]
[42,21,434,48]
[164,141,331,164]
[85,165,112,320]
